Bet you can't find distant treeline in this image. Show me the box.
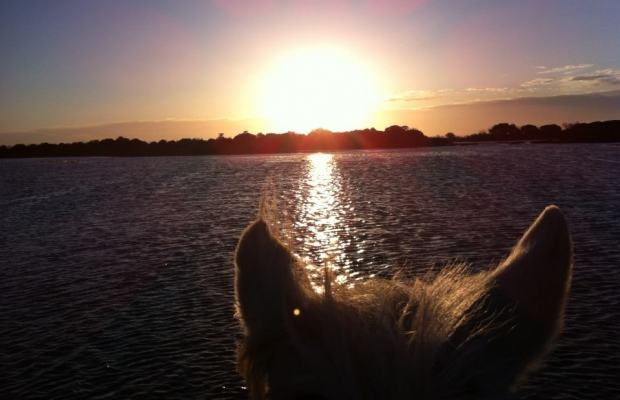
[455,120,620,143]
[1,120,619,158]
[0,126,447,158]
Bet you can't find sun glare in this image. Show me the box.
[261,47,379,133]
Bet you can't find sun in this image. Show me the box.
[260,47,379,133]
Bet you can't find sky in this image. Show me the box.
[1,0,620,145]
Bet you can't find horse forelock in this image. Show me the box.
[237,262,499,399]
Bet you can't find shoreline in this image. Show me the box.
[1,120,619,158]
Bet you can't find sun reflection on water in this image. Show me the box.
[295,153,356,291]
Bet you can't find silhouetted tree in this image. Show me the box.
[489,123,521,139]
[233,131,256,154]
[520,124,540,139]
[562,122,579,130]
[540,124,562,139]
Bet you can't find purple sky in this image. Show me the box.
[2,0,620,144]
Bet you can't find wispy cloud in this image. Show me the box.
[385,65,620,113]
[521,77,558,87]
[0,118,267,146]
[568,69,620,85]
[465,87,511,92]
[536,64,593,74]
[423,89,620,110]
[522,68,620,91]
[385,90,439,102]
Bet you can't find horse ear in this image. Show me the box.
[235,219,308,335]
[493,205,572,329]
[451,206,572,392]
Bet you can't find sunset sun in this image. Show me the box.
[261,47,379,133]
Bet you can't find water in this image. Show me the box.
[1,143,619,399]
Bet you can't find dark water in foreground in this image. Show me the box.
[1,144,619,399]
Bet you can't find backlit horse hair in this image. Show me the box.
[234,203,572,399]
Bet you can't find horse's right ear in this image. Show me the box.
[493,205,572,329]
[235,219,308,335]
[452,206,572,393]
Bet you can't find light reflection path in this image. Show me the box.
[293,153,358,291]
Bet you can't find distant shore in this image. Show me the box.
[1,120,618,158]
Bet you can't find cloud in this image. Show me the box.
[465,87,511,92]
[521,68,620,91]
[385,90,439,102]
[0,118,268,146]
[521,77,557,87]
[536,64,593,74]
[568,69,620,85]
[426,89,620,111]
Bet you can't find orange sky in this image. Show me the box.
[2,0,620,145]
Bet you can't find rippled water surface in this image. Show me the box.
[1,144,619,399]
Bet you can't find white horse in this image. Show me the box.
[234,206,572,399]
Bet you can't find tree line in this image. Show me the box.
[452,120,620,143]
[1,120,618,158]
[0,126,446,158]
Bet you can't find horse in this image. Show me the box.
[234,205,572,399]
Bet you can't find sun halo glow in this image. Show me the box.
[261,48,378,133]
